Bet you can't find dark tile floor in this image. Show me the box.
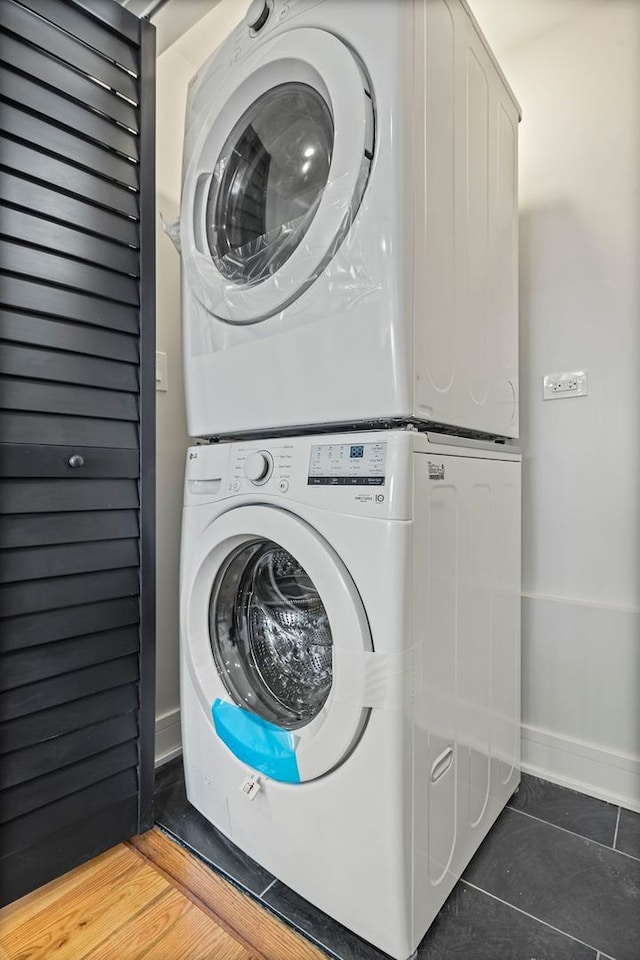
[154,760,640,960]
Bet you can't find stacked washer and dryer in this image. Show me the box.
[178,1,521,957]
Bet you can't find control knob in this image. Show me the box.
[246,0,270,32]
[244,451,272,484]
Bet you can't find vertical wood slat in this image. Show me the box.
[137,17,156,836]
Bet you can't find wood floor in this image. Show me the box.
[0,828,325,960]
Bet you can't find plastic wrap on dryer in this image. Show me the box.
[180,164,381,351]
[179,26,386,356]
[161,212,181,253]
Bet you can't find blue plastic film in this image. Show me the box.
[212,699,301,783]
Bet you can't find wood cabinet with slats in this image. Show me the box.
[0,0,156,904]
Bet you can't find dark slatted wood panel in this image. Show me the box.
[0,539,140,583]
[1,627,140,688]
[0,174,140,246]
[1,208,139,277]
[0,310,139,362]
[0,93,139,186]
[1,656,140,723]
[1,713,139,788]
[1,741,138,822]
[0,597,141,653]
[0,1,139,100]
[0,0,155,907]
[0,509,140,548]
[0,412,139,447]
[1,769,139,857]
[1,275,140,333]
[0,32,139,131]
[2,796,141,908]
[0,684,139,753]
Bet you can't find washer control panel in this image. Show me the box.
[230,444,293,492]
[185,436,408,518]
[308,442,386,486]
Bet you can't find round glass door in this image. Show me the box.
[183,504,371,781]
[206,83,334,287]
[182,28,374,323]
[210,539,333,729]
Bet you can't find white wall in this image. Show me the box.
[154,0,248,763]
[499,0,640,809]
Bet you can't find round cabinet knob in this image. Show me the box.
[246,0,270,32]
[68,454,84,468]
[244,452,272,484]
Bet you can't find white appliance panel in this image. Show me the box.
[180,0,520,440]
[180,431,521,958]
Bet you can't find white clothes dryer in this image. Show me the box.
[180,429,521,958]
[179,0,521,441]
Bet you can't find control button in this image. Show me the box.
[278,479,289,493]
[244,451,272,484]
[246,0,270,32]
[231,480,241,492]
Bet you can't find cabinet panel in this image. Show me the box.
[0,0,155,907]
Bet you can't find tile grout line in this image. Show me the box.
[461,879,602,955]
[612,806,621,851]
[258,879,277,899]
[507,804,640,863]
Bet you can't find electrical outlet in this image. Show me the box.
[543,371,587,401]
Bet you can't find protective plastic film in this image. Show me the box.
[212,698,301,783]
[206,82,334,285]
[332,646,419,711]
[180,36,383,348]
[182,166,379,351]
[161,212,181,253]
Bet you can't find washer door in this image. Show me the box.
[183,506,372,782]
[182,27,374,324]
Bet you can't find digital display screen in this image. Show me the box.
[308,441,386,485]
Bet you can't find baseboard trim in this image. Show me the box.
[521,723,640,813]
[155,707,182,766]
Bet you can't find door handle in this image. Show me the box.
[430,746,454,783]
[68,454,84,468]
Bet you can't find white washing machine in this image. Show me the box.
[179,0,521,441]
[180,429,521,959]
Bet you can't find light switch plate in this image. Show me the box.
[156,351,168,392]
[543,371,588,400]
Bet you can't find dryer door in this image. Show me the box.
[183,506,372,783]
[182,28,374,324]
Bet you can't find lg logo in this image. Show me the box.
[375,494,385,503]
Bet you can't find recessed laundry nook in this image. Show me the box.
[0,1,638,959]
